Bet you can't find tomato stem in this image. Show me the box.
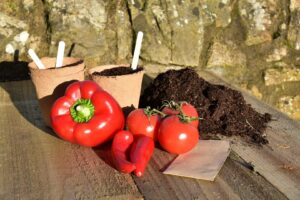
[161,100,204,122]
[161,100,180,110]
[144,106,166,117]
[70,99,95,123]
[161,100,188,113]
[177,113,203,123]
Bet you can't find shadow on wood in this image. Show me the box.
[0,79,78,140]
[93,141,116,170]
[0,61,30,82]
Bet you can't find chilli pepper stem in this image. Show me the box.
[70,99,95,123]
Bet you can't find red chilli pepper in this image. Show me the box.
[50,80,125,147]
[130,136,155,177]
[111,130,136,173]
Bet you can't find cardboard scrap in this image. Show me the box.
[163,140,230,181]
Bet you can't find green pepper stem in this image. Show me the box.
[70,99,95,123]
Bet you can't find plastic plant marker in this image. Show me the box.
[28,49,45,69]
[131,31,143,71]
[55,41,65,68]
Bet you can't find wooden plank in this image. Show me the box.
[197,71,300,200]
[132,148,287,200]
[0,81,142,200]
[0,79,294,200]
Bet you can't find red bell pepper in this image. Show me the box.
[130,136,154,177]
[111,130,136,173]
[50,80,125,147]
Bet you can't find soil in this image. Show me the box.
[93,66,143,76]
[140,68,271,145]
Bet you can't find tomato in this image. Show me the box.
[162,102,199,128]
[126,108,161,141]
[158,115,199,154]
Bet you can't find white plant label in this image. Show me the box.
[56,41,65,68]
[28,49,45,69]
[131,31,144,70]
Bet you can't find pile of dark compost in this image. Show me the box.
[140,68,271,145]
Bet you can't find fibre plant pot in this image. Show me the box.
[88,64,144,109]
[28,57,85,127]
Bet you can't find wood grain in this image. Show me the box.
[132,148,287,200]
[0,81,142,200]
[198,71,300,200]
[0,78,297,200]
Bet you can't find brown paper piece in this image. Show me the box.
[28,57,85,127]
[88,64,144,108]
[163,140,230,181]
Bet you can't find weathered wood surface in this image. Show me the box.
[0,81,142,200]
[0,76,298,200]
[198,71,300,200]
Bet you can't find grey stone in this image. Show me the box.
[206,41,247,82]
[264,67,300,86]
[46,0,132,67]
[128,0,205,66]
[0,13,27,37]
[276,95,300,120]
[22,0,34,11]
[167,0,204,66]
[116,9,133,64]
[238,0,282,46]
[199,0,233,28]
[290,0,300,11]
[288,1,300,50]
[128,0,172,65]
[266,47,288,62]
[0,0,48,61]
[128,0,233,67]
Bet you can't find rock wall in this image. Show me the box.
[1,0,300,121]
